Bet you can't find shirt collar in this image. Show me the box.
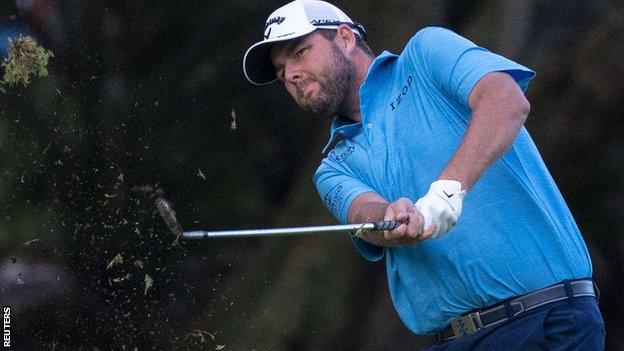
[322,116,362,154]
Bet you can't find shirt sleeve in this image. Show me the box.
[313,156,385,262]
[406,27,536,107]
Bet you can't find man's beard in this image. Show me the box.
[297,44,356,118]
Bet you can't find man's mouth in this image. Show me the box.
[299,81,318,100]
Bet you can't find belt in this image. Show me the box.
[436,279,597,343]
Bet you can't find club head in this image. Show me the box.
[155,197,184,236]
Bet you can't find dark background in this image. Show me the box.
[0,0,622,350]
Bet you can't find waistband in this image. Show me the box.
[436,279,597,343]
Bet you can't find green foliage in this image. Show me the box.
[144,274,153,296]
[107,253,124,270]
[1,35,53,87]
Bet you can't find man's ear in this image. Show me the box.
[334,24,357,54]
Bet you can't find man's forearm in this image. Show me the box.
[439,103,527,190]
[347,194,396,246]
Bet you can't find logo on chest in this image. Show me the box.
[390,75,413,111]
[332,146,356,163]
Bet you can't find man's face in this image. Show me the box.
[270,31,356,118]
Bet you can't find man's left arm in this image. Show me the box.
[439,71,531,190]
[415,71,530,238]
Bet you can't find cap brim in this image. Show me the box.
[243,27,316,85]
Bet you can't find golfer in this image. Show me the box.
[243,1,605,349]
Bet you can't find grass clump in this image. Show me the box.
[144,274,154,295]
[2,35,53,88]
[107,253,124,270]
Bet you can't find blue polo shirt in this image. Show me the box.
[313,27,592,334]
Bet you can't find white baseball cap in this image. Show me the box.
[243,0,366,85]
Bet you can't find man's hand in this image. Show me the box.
[415,180,466,238]
[383,198,435,246]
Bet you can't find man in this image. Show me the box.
[243,1,605,349]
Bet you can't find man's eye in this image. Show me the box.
[295,48,306,58]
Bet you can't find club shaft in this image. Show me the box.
[181,220,399,239]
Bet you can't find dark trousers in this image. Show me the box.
[425,296,605,351]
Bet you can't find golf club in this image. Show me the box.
[155,197,400,239]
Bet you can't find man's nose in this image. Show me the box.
[283,61,301,83]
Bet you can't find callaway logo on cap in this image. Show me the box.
[243,0,366,85]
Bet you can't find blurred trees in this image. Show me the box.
[0,0,622,350]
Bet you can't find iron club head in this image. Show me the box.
[155,197,184,237]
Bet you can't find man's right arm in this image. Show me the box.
[347,192,389,246]
[347,192,433,246]
[314,156,433,246]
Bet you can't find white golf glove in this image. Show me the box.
[415,180,466,238]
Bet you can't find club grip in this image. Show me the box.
[371,220,400,231]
